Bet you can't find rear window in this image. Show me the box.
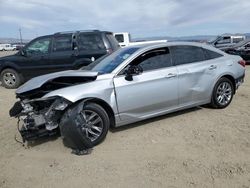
[170,45,205,65]
[203,48,223,60]
[78,33,105,51]
[53,35,72,52]
[106,34,120,50]
[114,34,124,43]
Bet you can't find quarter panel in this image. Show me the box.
[177,59,219,106]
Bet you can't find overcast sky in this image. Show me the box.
[0,0,250,39]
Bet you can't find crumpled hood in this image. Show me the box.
[16,70,98,94]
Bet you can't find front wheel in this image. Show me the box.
[60,102,110,149]
[210,77,234,109]
[0,68,21,89]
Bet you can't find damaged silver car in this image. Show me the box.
[10,42,245,153]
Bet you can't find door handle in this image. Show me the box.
[165,73,177,78]
[208,65,217,70]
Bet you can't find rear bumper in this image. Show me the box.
[235,74,245,90]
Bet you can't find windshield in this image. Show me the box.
[83,47,139,74]
[207,36,219,43]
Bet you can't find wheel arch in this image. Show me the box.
[0,66,24,83]
[220,74,236,94]
[75,97,116,128]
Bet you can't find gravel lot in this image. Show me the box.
[0,51,250,188]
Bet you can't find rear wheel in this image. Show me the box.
[0,68,21,89]
[210,77,234,109]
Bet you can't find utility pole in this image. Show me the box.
[19,28,23,44]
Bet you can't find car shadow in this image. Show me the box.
[110,106,203,133]
[25,133,60,148]
[23,106,203,148]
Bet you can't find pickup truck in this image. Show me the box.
[0,44,16,51]
[114,32,167,47]
[208,35,246,51]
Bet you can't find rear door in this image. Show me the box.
[113,47,178,121]
[170,45,222,106]
[50,34,78,71]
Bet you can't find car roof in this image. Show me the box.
[54,30,113,35]
[28,30,113,42]
[125,41,223,54]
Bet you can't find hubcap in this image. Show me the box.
[3,72,16,86]
[216,81,232,106]
[78,110,103,142]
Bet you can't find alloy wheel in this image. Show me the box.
[3,72,16,87]
[216,81,232,106]
[78,110,103,142]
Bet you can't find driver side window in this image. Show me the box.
[26,37,51,55]
[217,37,231,44]
[121,47,172,74]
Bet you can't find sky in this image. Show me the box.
[0,0,250,39]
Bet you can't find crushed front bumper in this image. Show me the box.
[9,98,68,141]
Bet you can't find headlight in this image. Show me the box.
[52,98,71,111]
[23,96,71,111]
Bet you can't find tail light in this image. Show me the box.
[106,48,113,54]
[238,60,246,67]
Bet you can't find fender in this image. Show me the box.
[0,61,22,73]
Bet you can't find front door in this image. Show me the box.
[20,36,52,79]
[113,47,178,122]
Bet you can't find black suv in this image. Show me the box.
[224,38,250,64]
[0,30,120,88]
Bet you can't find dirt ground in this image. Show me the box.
[0,51,250,188]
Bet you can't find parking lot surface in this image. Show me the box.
[0,51,250,188]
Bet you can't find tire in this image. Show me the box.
[60,102,110,147]
[0,68,21,89]
[210,77,234,109]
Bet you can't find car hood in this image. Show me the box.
[0,53,19,62]
[16,70,98,98]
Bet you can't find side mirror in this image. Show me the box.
[125,65,143,81]
[20,49,27,56]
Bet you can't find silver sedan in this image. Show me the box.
[11,42,246,152]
